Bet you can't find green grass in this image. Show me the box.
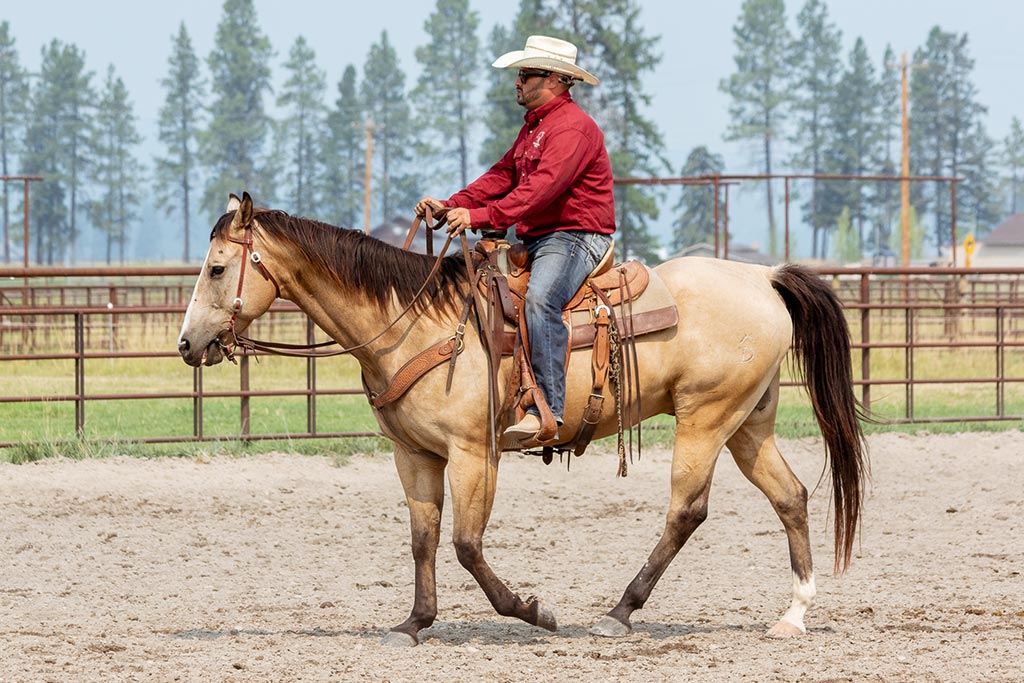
[1,435,392,465]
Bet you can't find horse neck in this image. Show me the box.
[276,246,452,378]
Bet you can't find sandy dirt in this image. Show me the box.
[1,431,1022,682]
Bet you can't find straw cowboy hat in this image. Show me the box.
[492,35,599,86]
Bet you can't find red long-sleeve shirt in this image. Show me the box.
[447,92,615,241]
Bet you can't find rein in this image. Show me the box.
[222,214,456,362]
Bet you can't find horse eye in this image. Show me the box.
[210,265,225,277]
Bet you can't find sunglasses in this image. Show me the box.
[517,69,552,82]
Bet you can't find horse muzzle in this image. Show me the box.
[178,336,226,367]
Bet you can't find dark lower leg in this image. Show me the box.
[391,529,440,638]
[604,497,708,627]
[455,538,551,628]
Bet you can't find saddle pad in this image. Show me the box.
[566,265,677,346]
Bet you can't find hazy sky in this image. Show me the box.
[3,0,1022,254]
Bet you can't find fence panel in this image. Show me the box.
[4,266,1024,448]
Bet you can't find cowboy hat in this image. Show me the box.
[492,35,599,86]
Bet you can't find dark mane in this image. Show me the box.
[213,209,469,317]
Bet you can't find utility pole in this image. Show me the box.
[893,52,927,267]
[363,118,373,234]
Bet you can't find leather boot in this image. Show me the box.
[504,413,542,442]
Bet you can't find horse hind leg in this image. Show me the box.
[726,381,816,638]
[590,427,721,638]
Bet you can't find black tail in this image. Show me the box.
[771,264,868,573]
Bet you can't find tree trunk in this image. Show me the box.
[763,131,776,257]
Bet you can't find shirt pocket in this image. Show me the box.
[518,145,542,180]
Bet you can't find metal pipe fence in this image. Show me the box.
[3,265,1024,448]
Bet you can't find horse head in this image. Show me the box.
[177,192,281,367]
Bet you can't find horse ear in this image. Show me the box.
[226,194,241,212]
[239,193,254,225]
[229,192,254,232]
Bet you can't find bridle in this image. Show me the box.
[215,219,284,363]
[216,211,457,362]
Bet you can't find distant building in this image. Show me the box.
[972,213,1024,266]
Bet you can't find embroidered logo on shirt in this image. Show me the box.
[533,130,545,148]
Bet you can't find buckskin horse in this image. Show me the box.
[177,193,867,646]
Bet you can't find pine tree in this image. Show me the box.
[361,31,417,225]
[910,28,988,254]
[412,0,481,189]
[0,22,28,264]
[958,120,1001,238]
[321,65,365,229]
[200,0,273,219]
[576,0,665,262]
[788,0,841,259]
[719,0,791,257]
[833,206,860,264]
[90,65,142,263]
[155,23,205,262]
[277,36,327,216]
[21,54,63,264]
[57,42,94,264]
[1004,117,1024,215]
[873,44,901,255]
[825,37,881,252]
[672,146,724,251]
[21,40,92,264]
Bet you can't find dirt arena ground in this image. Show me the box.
[2,431,1022,682]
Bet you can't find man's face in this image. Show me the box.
[515,69,554,110]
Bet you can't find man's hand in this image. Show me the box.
[445,207,472,236]
[414,197,446,219]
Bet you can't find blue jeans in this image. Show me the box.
[523,230,613,421]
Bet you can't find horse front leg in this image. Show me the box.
[447,448,558,633]
[383,445,447,647]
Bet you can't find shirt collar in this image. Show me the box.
[524,91,573,128]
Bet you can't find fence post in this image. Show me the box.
[307,318,317,435]
[74,312,85,438]
[193,366,204,439]
[996,306,1005,417]
[240,353,251,439]
[860,273,871,413]
[905,306,915,420]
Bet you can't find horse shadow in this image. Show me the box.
[167,621,834,646]
[414,620,835,646]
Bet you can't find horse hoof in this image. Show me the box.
[381,630,418,647]
[535,603,558,632]
[765,620,804,639]
[589,615,631,638]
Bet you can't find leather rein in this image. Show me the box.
[219,211,455,363]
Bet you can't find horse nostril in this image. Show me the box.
[178,339,190,353]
